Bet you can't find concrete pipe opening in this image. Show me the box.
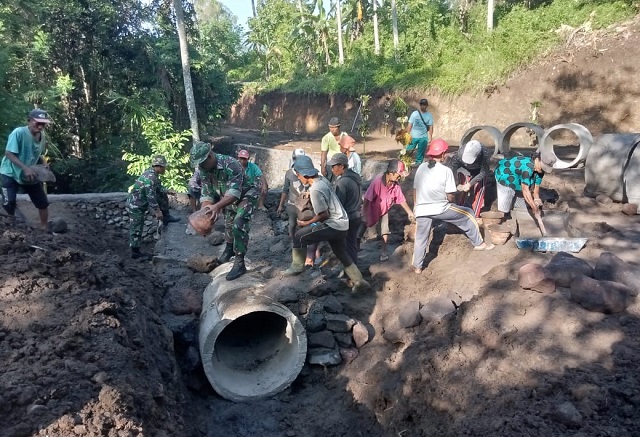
[199,265,307,402]
[460,126,503,157]
[540,123,593,169]
[500,122,545,157]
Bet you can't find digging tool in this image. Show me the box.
[534,211,547,236]
[154,220,164,240]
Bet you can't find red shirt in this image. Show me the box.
[362,174,406,227]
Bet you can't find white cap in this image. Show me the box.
[462,140,482,165]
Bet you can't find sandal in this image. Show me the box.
[473,243,496,251]
[379,253,389,262]
[413,267,423,275]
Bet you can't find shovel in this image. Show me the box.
[534,211,547,237]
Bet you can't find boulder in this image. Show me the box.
[325,313,356,333]
[622,203,639,215]
[186,255,218,273]
[304,312,326,333]
[320,294,343,314]
[570,275,634,313]
[398,301,423,328]
[382,321,405,344]
[544,252,593,288]
[307,330,336,349]
[419,307,442,324]
[334,332,353,348]
[48,218,68,234]
[596,194,613,205]
[309,278,340,297]
[552,402,583,428]
[165,288,202,315]
[352,321,371,348]
[207,231,225,246]
[593,252,640,296]
[307,348,342,366]
[518,263,556,294]
[339,347,359,364]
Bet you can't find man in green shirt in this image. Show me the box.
[237,149,268,211]
[1,109,51,230]
[320,117,347,178]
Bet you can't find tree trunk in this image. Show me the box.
[487,0,494,31]
[251,0,257,17]
[172,0,200,141]
[297,0,303,14]
[336,0,344,65]
[373,0,380,55]
[391,0,399,56]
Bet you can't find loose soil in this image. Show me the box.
[3,15,640,437]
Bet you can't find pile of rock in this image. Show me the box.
[296,295,373,367]
[72,200,160,242]
[519,251,639,313]
[381,300,451,344]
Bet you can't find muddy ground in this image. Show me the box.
[3,16,640,437]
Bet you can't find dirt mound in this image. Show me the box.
[0,216,187,436]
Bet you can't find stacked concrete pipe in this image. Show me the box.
[199,263,307,402]
[540,123,593,169]
[500,122,545,157]
[460,125,503,156]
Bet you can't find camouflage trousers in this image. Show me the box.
[128,209,145,248]
[224,196,256,255]
[127,192,170,248]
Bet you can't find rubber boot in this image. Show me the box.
[344,264,371,293]
[226,255,246,281]
[282,248,306,276]
[218,242,234,264]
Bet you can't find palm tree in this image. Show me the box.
[251,0,257,17]
[336,0,344,64]
[373,0,379,55]
[172,0,199,141]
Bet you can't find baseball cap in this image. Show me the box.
[327,153,349,167]
[387,159,409,177]
[237,149,250,159]
[461,140,482,165]
[419,98,428,106]
[328,117,340,127]
[152,155,167,167]
[293,155,319,177]
[29,109,51,123]
[538,150,557,173]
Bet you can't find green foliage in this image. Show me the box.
[241,0,636,95]
[259,104,269,139]
[357,94,371,154]
[122,115,192,192]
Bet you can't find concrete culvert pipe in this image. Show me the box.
[199,263,307,402]
[584,133,640,203]
[460,126,503,157]
[500,122,545,157]
[540,123,593,169]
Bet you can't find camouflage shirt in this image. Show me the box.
[200,154,257,203]
[188,167,202,192]
[127,167,163,210]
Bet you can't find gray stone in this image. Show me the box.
[545,252,593,288]
[48,218,68,233]
[309,278,340,297]
[552,402,583,428]
[352,321,372,348]
[307,330,335,348]
[207,231,225,246]
[26,404,47,415]
[382,321,405,344]
[419,307,442,324]
[593,252,640,296]
[325,313,356,333]
[570,275,634,313]
[339,347,359,364]
[269,240,286,253]
[304,312,326,333]
[91,371,108,384]
[596,194,613,205]
[165,288,202,315]
[186,255,218,273]
[320,294,343,314]
[307,348,342,366]
[519,263,556,294]
[334,332,353,347]
[622,203,639,215]
[271,286,298,303]
[398,301,423,328]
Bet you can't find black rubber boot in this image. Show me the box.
[226,255,246,281]
[218,243,234,264]
[131,248,152,261]
[163,214,180,225]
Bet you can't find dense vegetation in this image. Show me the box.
[0,0,635,193]
[239,0,635,95]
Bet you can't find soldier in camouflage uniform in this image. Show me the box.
[126,155,180,260]
[190,142,259,281]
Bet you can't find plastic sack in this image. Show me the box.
[188,207,217,236]
[31,165,56,183]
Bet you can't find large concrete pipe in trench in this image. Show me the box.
[540,123,593,169]
[460,125,503,157]
[584,133,640,204]
[500,122,545,157]
[199,263,307,402]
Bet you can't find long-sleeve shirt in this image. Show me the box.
[127,167,162,211]
[450,144,491,186]
[200,154,256,203]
